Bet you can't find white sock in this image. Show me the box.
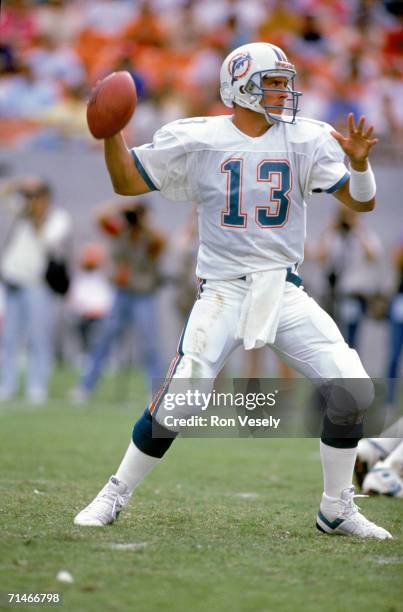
[115,441,160,494]
[382,440,403,474]
[320,441,357,499]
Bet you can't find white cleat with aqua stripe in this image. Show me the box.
[316,486,392,539]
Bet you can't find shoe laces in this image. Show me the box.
[341,488,369,519]
[336,486,390,537]
[111,494,126,517]
[87,485,126,519]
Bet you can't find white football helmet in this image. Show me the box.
[220,42,302,124]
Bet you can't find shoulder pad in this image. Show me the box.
[161,116,228,150]
[288,116,333,145]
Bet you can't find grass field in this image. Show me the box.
[0,368,402,612]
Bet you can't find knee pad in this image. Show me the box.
[132,408,176,459]
[318,378,374,427]
[317,378,375,426]
[318,378,374,447]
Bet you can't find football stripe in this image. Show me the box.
[149,315,189,415]
[317,510,345,530]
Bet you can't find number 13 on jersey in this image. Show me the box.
[221,158,292,228]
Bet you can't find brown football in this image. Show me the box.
[87,71,137,139]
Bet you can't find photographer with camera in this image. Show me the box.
[0,176,72,403]
[316,205,383,349]
[71,199,166,402]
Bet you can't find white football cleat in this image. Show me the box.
[316,486,392,539]
[74,476,130,527]
[362,463,403,498]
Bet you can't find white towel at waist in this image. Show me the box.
[236,269,287,350]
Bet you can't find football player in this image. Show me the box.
[74,43,391,538]
[361,439,403,498]
[354,417,403,497]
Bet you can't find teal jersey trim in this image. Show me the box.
[131,150,158,191]
[326,171,350,194]
[286,269,302,287]
[236,269,302,287]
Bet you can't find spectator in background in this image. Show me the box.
[325,79,365,132]
[81,0,136,38]
[385,233,403,408]
[0,177,72,403]
[316,205,383,349]
[174,210,199,323]
[23,82,91,148]
[363,65,403,142]
[0,0,38,53]
[71,199,166,402]
[33,0,82,46]
[122,0,167,49]
[0,284,5,336]
[191,0,266,33]
[25,33,85,89]
[0,59,60,119]
[68,241,113,367]
[258,0,301,41]
[294,13,330,58]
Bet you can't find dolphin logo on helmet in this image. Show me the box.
[228,52,252,85]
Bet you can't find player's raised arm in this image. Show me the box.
[104,132,152,196]
[331,113,379,212]
[86,72,152,196]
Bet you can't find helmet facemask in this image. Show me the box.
[244,70,302,124]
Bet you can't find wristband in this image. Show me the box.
[349,163,376,202]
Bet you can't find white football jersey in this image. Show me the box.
[131,115,349,280]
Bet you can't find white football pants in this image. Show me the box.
[151,279,369,420]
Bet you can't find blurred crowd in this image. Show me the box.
[1,0,403,150]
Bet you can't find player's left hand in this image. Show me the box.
[331,113,379,164]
